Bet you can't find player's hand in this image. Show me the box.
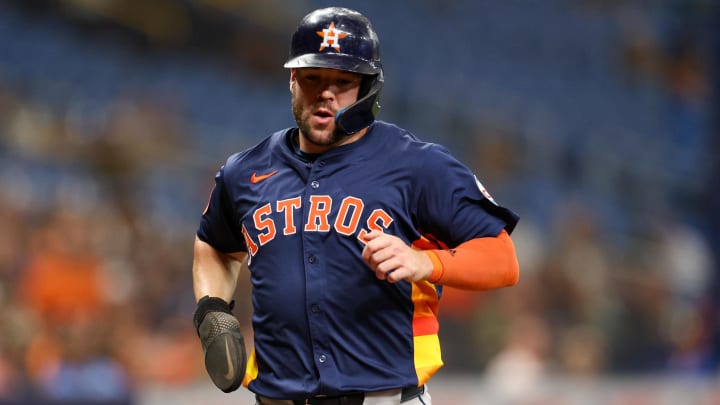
[193,296,246,393]
[361,230,434,283]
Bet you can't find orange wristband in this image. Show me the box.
[425,251,444,283]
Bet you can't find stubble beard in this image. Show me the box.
[292,97,344,149]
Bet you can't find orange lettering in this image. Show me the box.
[277,197,301,235]
[357,209,394,243]
[305,195,332,232]
[253,203,276,245]
[334,196,364,236]
[241,224,259,257]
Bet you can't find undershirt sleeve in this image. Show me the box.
[425,230,519,290]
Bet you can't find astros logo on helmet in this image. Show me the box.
[317,22,348,51]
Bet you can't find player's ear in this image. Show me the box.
[289,68,296,92]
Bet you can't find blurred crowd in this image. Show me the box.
[0,0,718,404]
[0,82,204,403]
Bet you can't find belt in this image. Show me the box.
[290,385,425,405]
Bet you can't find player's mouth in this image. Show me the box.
[312,108,334,125]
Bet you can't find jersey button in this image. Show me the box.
[318,355,327,363]
[311,305,320,313]
[308,255,316,263]
[310,180,320,189]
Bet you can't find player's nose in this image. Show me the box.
[318,84,338,100]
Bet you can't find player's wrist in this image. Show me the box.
[423,251,444,283]
[193,295,235,332]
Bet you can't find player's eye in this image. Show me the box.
[303,75,320,83]
[336,78,354,86]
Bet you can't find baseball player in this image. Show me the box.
[192,7,520,405]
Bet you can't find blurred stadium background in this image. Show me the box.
[0,0,718,404]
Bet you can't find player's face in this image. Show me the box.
[290,68,364,154]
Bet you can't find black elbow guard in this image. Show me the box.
[193,296,247,393]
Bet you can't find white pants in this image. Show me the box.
[257,386,432,405]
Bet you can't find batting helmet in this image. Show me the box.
[284,7,384,135]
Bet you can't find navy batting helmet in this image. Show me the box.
[284,7,384,135]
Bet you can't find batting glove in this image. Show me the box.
[193,296,246,393]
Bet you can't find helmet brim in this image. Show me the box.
[284,53,381,75]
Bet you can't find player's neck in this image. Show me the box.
[297,128,368,155]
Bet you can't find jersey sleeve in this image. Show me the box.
[415,144,519,247]
[196,164,247,254]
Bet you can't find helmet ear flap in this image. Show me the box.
[358,75,374,99]
[335,70,384,135]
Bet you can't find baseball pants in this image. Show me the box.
[256,386,432,405]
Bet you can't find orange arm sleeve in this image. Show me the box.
[424,230,519,290]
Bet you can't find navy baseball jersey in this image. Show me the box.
[197,121,518,398]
